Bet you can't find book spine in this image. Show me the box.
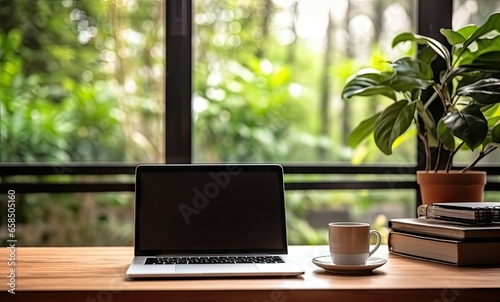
[417,204,500,224]
[417,205,431,219]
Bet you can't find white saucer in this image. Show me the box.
[312,255,387,275]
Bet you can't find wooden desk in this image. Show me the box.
[1,246,499,302]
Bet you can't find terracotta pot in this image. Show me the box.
[416,171,486,205]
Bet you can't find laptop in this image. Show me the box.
[125,163,304,278]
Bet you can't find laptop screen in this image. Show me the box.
[134,164,288,256]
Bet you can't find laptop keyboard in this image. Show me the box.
[145,256,285,265]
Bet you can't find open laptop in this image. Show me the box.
[125,163,304,278]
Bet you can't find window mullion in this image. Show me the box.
[166,0,193,164]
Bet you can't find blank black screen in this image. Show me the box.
[136,165,287,255]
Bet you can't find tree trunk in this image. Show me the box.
[286,1,299,64]
[256,0,273,58]
[318,9,334,160]
[341,1,353,145]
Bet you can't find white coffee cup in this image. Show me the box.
[328,222,381,265]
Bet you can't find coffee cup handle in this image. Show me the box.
[368,230,381,256]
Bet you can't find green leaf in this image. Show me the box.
[492,123,500,143]
[416,100,438,147]
[441,29,466,45]
[457,78,500,104]
[462,12,500,44]
[374,100,416,155]
[417,46,438,65]
[487,116,500,128]
[442,104,488,150]
[437,119,455,151]
[472,51,500,70]
[347,113,380,148]
[392,57,434,79]
[389,57,435,91]
[457,25,478,39]
[392,32,451,67]
[342,71,396,100]
[457,36,500,65]
[456,13,500,61]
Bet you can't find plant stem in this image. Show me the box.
[447,141,464,172]
[434,142,443,172]
[418,132,431,171]
[423,90,439,110]
[434,85,448,109]
[461,145,498,172]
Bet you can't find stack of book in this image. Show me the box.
[388,202,500,266]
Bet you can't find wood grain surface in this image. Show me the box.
[1,245,499,301]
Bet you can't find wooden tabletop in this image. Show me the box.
[1,245,499,301]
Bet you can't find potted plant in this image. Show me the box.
[342,13,500,205]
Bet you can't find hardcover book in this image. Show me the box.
[388,231,500,266]
[388,218,500,240]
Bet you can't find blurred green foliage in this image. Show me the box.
[1,0,164,162]
[192,0,422,164]
[193,1,324,162]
